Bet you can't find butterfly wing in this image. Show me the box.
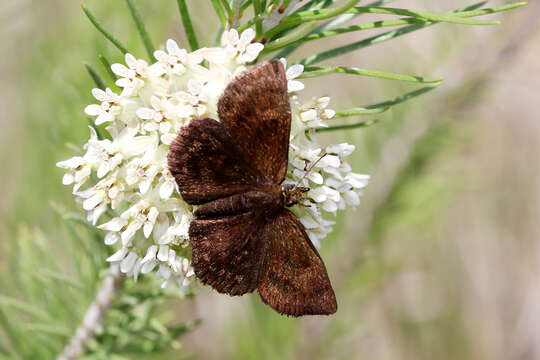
[189,211,266,296]
[168,117,265,205]
[257,209,337,316]
[218,60,291,184]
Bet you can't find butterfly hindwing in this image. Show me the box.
[257,209,337,316]
[218,60,291,184]
[189,211,266,296]
[168,118,264,205]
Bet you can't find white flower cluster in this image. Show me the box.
[57,28,368,288]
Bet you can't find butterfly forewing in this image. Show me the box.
[257,209,337,316]
[168,118,264,205]
[218,60,291,184]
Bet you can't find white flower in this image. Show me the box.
[174,79,209,118]
[125,157,159,195]
[84,127,156,178]
[153,39,203,76]
[222,29,264,64]
[112,53,157,97]
[280,58,304,92]
[58,33,369,288]
[84,88,122,125]
[56,156,91,192]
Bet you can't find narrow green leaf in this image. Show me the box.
[81,3,128,54]
[39,269,85,290]
[301,65,443,83]
[211,0,228,27]
[315,119,379,132]
[300,22,429,65]
[274,0,394,59]
[124,0,155,61]
[0,295,51,322]
[334,106,390,117]
[262,21,318,51]
[298,1,520,65]
[252,0,264,38]
[23,323,71,337]
[364,85,440,110]
[84,62,106,90]
[310,6,500,25]
[98,54,117,82]
[177,0,200,51]
[0,310,24,359]
[268,18,426,53]
[241,0,253,13]
[262,0,360,40]
[332,85,440,119]
[220,0,233,17]
[456,2,527,17]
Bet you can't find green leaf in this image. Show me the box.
[210,0,228,27]
[176,0,200,51]
[39,269,85,290]
[298,1,523,65]
[262,0,360,40]
[457,2,527,17]
[364,84,440,110]
[220,0,233,17]
[314,119,379,132]
[301,65,443,83]
[98,54,117,82]
[274,0,394,59]
[124,0,155,61]
[334,106,390,117]
[333,85,440,119]
[0,295,51,322]
[252,0,264,37]
[269,18,434,53]
[84,62,106,90]
[81,3,128,55]
[300,22,428,65]
[307,6,500,26]
[262,21,319,52]
[0,310,24,359]
[23,323,71,337]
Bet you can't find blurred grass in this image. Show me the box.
[1,0,537,359]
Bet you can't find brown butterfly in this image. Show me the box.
[167,60,337,316]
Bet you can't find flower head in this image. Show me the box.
[58,28,368,289]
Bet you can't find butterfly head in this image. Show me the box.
[281,184,309,207]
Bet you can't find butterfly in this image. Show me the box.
[167,60,337,316]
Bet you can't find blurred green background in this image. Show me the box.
[1,0,539,359]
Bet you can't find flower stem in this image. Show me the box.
[57,265,124,360]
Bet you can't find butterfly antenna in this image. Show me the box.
[294,153,328,188]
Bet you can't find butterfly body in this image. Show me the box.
[168,60,337,316]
